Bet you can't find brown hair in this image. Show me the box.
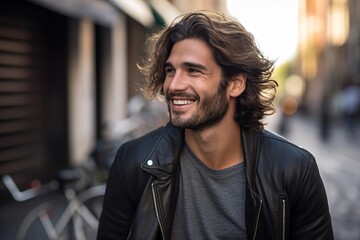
[139,10,277,131]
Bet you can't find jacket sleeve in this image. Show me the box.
[290,154,334,240]
[97,146,134,240]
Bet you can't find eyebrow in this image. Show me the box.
[183,62,208,71]
[164,62,173,68]
[164,61,209,72]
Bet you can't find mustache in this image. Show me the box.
[165,91,199,100]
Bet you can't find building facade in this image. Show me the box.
[0,0,158,195]
[297,0,360,116]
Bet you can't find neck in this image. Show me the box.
[184,113,243,170]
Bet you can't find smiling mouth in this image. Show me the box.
[166,92,198,108]
[173,99,195,105]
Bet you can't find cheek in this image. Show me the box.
[162,79,170,93]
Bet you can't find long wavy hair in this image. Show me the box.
[139,10,278,131]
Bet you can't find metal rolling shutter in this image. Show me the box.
[0,1,49,189]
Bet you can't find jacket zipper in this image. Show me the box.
[252,199,263,240]
[151,182,166,240]
[282,199,286,240]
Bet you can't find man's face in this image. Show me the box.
[163,38,229,131]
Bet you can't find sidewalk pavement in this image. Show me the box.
[266,112,360,240]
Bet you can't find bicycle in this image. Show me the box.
[2,96,166,240]
[2,164,106,240]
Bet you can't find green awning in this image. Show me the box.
[148,0,182,26]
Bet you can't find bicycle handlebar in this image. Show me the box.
[2,175,60,202]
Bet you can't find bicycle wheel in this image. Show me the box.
[70,184,105,240]
[16,201,70,240]
[16,185,105,240]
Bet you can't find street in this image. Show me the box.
[266,112,360,240]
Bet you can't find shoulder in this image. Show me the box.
[115,125,167,166]
[259,129,315,166]
[107,126,169,199]
[255,130,319,188]
[114,123,183,171]
[255,130,324,194]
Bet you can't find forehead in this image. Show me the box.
[167,38,216,67]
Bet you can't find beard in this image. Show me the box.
[167,79,229,132]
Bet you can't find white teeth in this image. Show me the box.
[173,99,193,105]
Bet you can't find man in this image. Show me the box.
[97,10,333,240]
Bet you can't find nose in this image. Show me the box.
[165,71,187,93]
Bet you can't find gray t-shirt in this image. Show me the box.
[171,145,247,240]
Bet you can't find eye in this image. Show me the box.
[165,66,175,76]
[188,68,201,75]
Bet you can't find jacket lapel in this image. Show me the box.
[142,123,183,239]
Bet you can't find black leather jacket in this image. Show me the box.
[98,123,333,240]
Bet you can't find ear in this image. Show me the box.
[229,73,246,97]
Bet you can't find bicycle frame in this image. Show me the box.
[16,184,106,240]
[2,175,59,202]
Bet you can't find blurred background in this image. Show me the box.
[0,0,359,239]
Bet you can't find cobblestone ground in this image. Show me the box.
[266,113,360,240]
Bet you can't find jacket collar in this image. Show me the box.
[142,122,261,185]
[141,123,184,179]
[241,128,261,189]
